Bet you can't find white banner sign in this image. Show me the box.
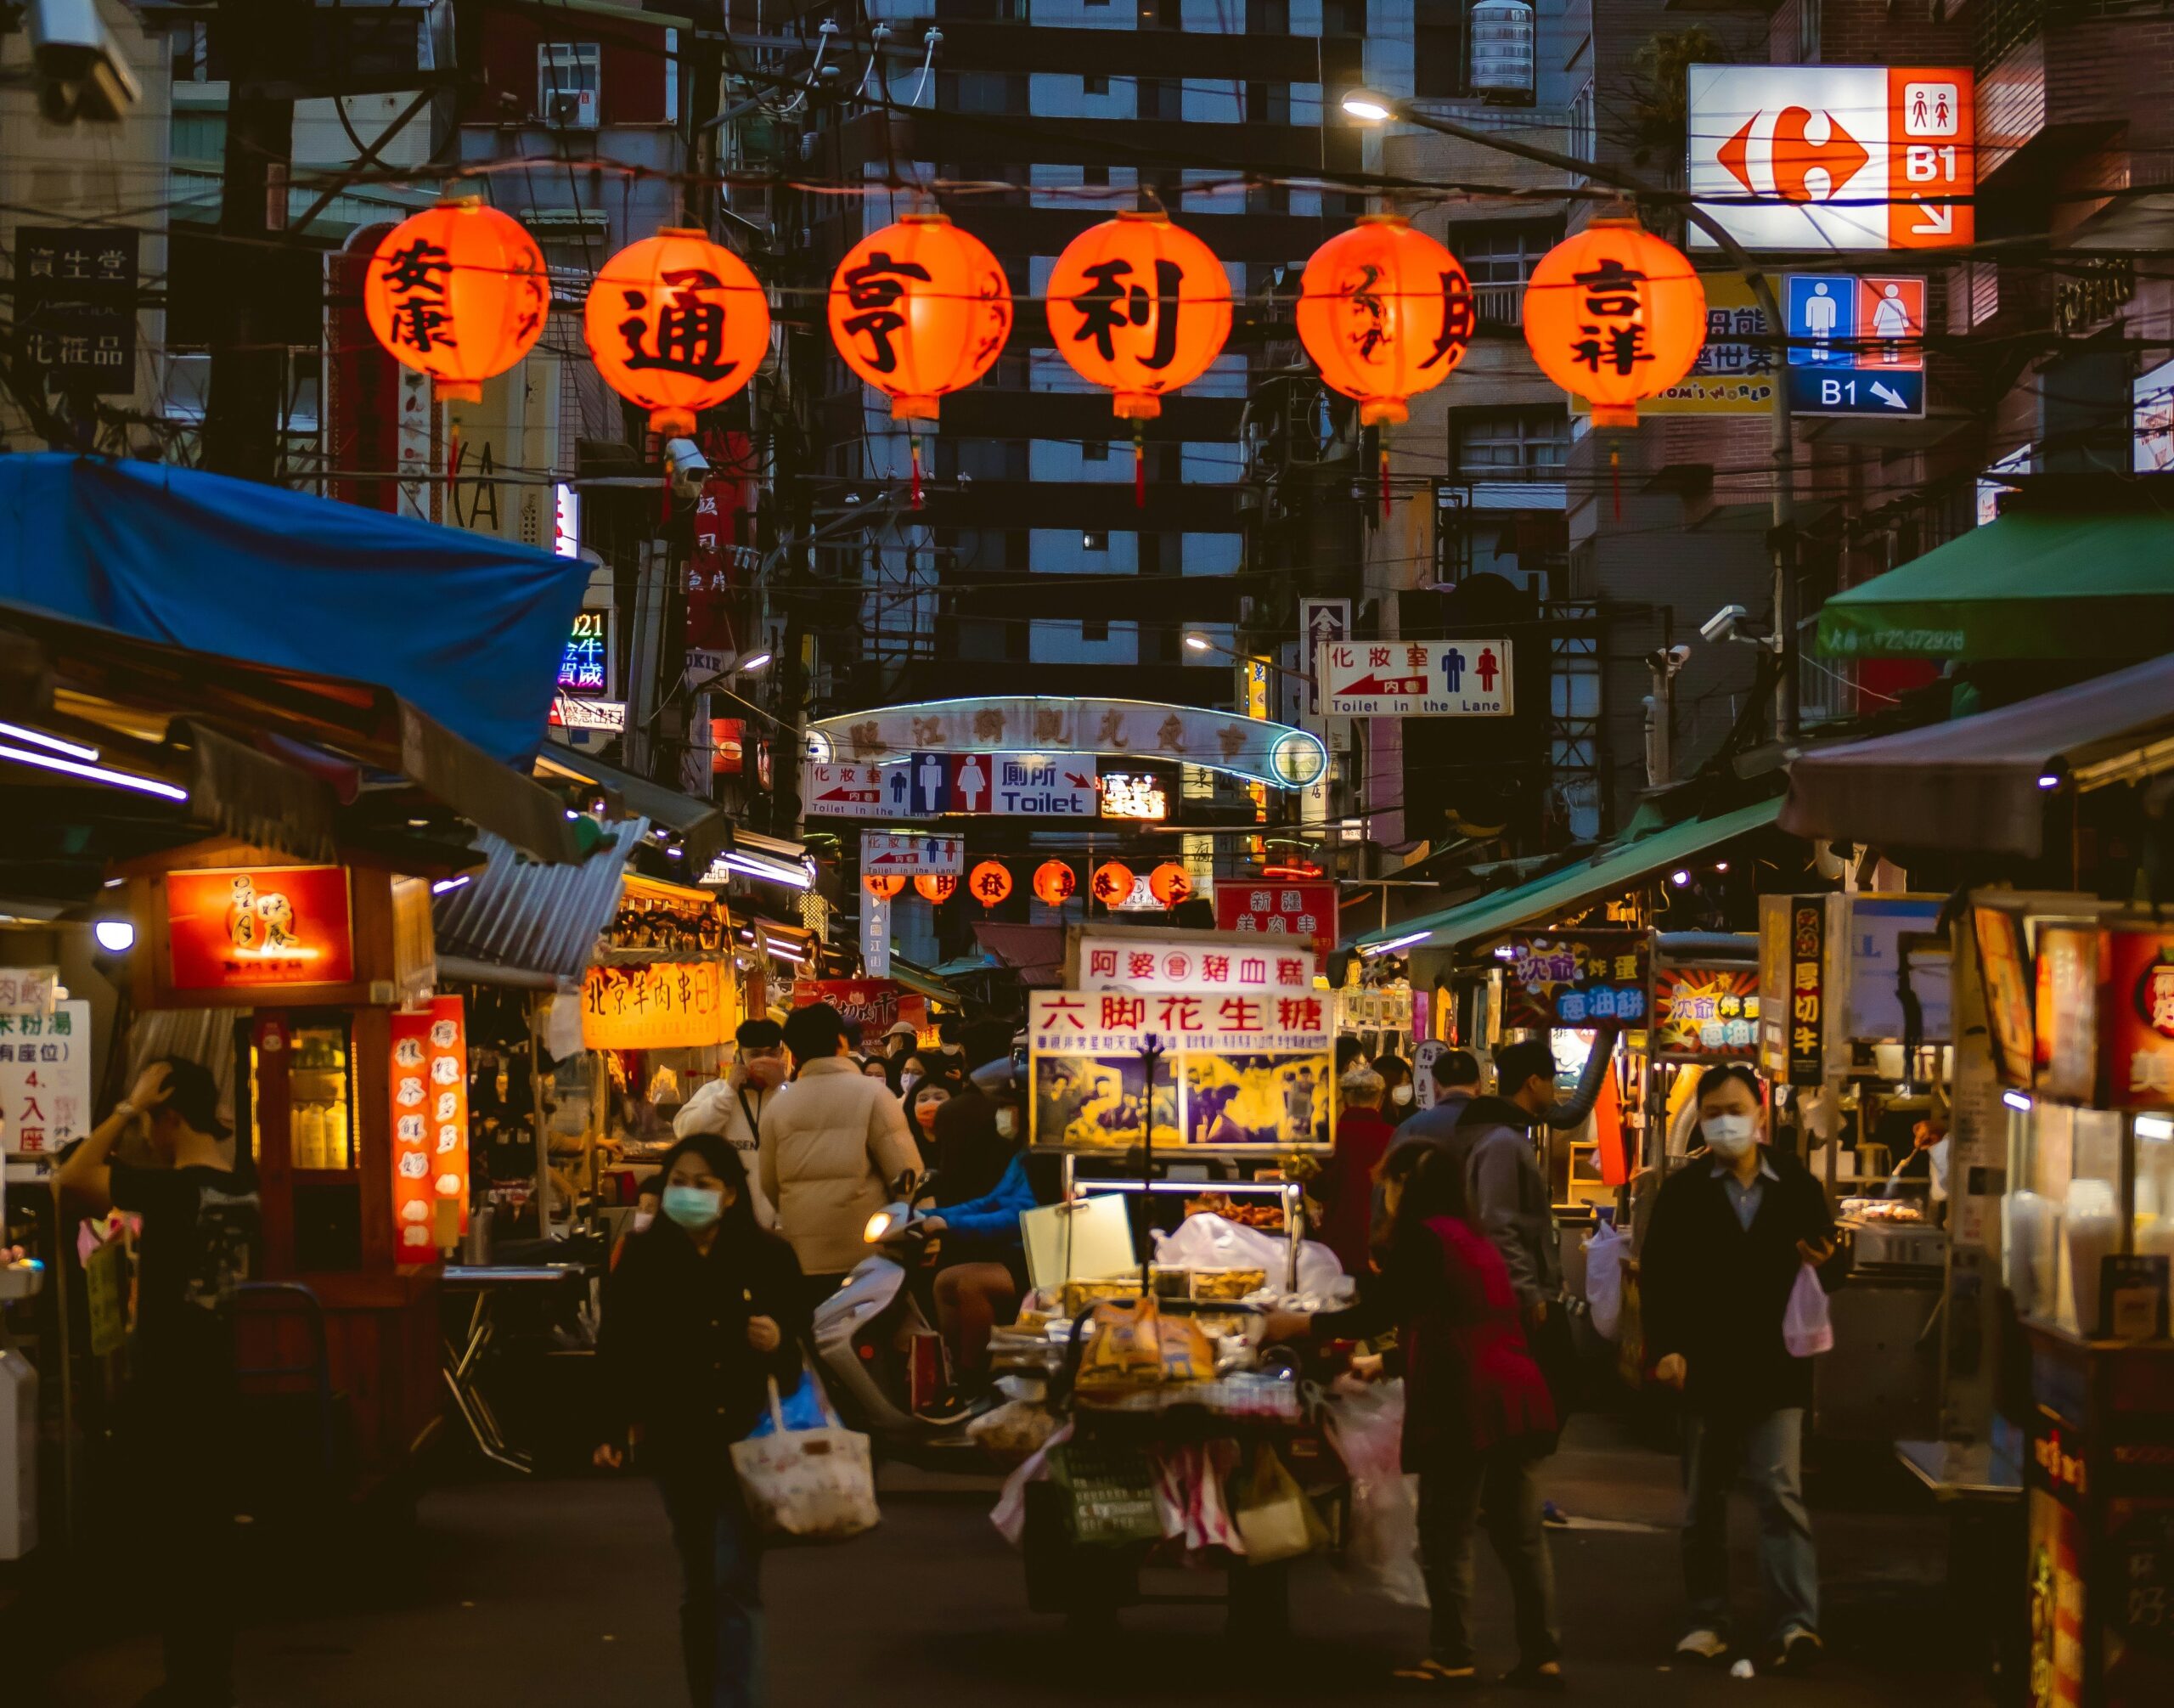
[1074,935,1316,995]
[804,761,887,818]
[860,892,892,978]
[1317,639,1513,716]
[0,999,91,1156]
[1030,988,1332,1054]
[860,831,964,876]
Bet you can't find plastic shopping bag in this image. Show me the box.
[741,1369,838,1439]
[1583,1220,1628,1343]
[992,1420,1073,1547]
[1151,1438,1246,1554]
[1232,1443,1328,1564]
[1076,1295,1216,1392]
[729,1375,880,1543]
[1782,1263,1834,1358]
[1151,1210,1350,1302]
[1326,1382,1427,1608]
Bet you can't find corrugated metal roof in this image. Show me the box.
[433,819,646,981]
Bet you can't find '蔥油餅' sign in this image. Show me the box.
[1499,932,1650,1032]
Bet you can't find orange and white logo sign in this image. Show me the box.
[1688,65,1974,252]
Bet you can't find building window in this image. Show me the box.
[1083,164,1110,187]
[1323,0,1366,35]
[1083,440,1110,462]
[1568,79,1595,169]
[1414,0,1467,98]
[1084,74,1108,95]
[1136,77,1180,121]
[538,43,601,128]
[1797,0,1822,63]
[1083,529,1109,550]
[1460,223,1554,326]
[1083,617,1111,642]
[1246,0,1288,31]
[1245,82,1290,124]
[1455,408,1569,477]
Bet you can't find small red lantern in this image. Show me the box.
[864,872,904,899]
[1032,860,1078,908]
[363,201,549,403]
[1090,860,1137,907]
[1046,211,1232,503]
[1147,863,1193,908]
[1296,216,1474,427]
[585,228,771,437]
[1521,218,1706,429]
[914,872,958,904]
[968,861,1013,909]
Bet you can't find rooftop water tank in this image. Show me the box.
[1470,0,1536,99]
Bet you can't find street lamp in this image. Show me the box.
[1336,85,1802,743]
[1182,634,1213,653]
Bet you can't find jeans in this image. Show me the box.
[1416,1446,1561,1671]
[1681,1406,1819,1644]
[659,1477,766,1708]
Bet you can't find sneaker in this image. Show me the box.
[1776,1627,1822,1674]
[1541,1500,1571,1527]
[1674,1629,1729,1664]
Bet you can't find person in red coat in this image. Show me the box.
[1314,1064,1396,1275]
[1270,1142,1563,1688]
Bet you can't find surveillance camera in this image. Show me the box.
[664,437,710,502]
[29,0,142,124]
[1700,604,1748,645]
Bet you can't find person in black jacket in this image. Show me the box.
[594,1132,808,1708]
[1641,1064,1838,1675]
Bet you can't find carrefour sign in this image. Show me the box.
[1687,65,1974,253]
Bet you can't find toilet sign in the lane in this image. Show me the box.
[1783,273,1926,418]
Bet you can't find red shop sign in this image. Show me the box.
[166,866,355,992]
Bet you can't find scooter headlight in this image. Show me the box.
[864,1209,896,1243]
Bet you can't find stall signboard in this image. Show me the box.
[0,999,90,1156]
[1099,771,1169,821]
[1028,988,1334,1152]
[1499,932,1650,1032]
[1787,901,1826,1087]
[1652,967,1760,1060]
[2102,927,2174,1108]
[0,967,57,1015]
[166,866,356,992]
[1316,639,1514,717]
[859,831,964,877]
[1839,896,1951,1043]
[389,995,467,1263]
[1214,881,1339,968]
[803,761,887,818]
[1073,931,1314,995]
[791,978,930,1037]
[2035,927,2100,1104]
[582,961,735,1050]
[1973,905,2036,1086]
[556,607,614,698]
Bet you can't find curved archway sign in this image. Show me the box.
[805,696,1326,793]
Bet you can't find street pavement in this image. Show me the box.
[45,1412,2002,1707]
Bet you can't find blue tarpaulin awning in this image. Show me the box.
[0,454,589,767]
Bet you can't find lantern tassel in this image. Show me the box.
[1133,420,1146,510]
[1380,433,1392,522]
[1610,444,1621,523]
[910,429,923,511]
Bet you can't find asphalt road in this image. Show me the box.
[43,1412,2010,1707]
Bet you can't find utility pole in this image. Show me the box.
[1344,95,1799,744]
[200,0,295,482]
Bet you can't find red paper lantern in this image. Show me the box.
[1147,863,1193,908]
[828,214,1012,423]
[585,228,770,436]
[1295,216,1474,426]
[1521,218,1706,429]
[1090,860,1137,906]
[864,872,904,899]
[914,872,958,904]
[1045,211,1232,421]
[968,861,1013,908]
[1032,860,1078,907]
[363,201,549,402]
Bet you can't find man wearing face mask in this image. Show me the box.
[1642,1063,1838,1675]
[674,1017,786,1230]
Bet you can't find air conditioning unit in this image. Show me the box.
[547,87,598,129]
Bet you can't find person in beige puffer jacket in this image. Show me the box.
[758,1002,921,1307]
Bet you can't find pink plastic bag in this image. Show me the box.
[1783,1264,1833,1358]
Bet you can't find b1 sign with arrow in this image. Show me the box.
[1783,273,1926,419]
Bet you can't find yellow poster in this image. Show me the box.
[1571,272,1776,416]
[582,961,737,1050]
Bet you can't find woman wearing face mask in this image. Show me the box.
[594,1132,808,1708]
[902,1073,959,1173]
[1642,1063,1838,1676]
[1376,1052,1416,1114]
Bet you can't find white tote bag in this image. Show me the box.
[729,1375,881,1543]
[1782,1264,1834,1358]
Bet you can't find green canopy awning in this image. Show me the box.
[1816,509,2174,661]
[1354,798,1785,955]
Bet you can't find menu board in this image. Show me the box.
[1652,966,1760,1061]
[1028,989,1333,1152]
[1973,905,2036,1086]
[1499,931,1650,1032]
[389,995,467,1263]
[0,999,91,1156]
[2035,927,2100,1104]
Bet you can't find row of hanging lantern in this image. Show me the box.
[362,200,1709,505]
[862,858,1193,910]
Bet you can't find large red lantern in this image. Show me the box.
[864,872,904,899]
[1296,216,1474,426]
[829,215,1011,423]
[363,200,549,401]
[1090,860,1137,908]
[1032,860,1078,908]
[914,872,958,904]
[968,861,1013,909]
[585,228,770,436]
[1521,218,1706,428]
[1147,863,1193,908]
[1046,211,1231,502]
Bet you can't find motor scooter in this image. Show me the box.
[808,1170,996,1464]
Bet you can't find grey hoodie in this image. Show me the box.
[1455,1095,1562,1308]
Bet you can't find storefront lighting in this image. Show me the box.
[1363,930,1431,956]
[2036,773,2062,790]
[2002,1090,2034,1113]
[93,919,136,953]
[664,846,684,860]
[564,808,581,820]
[0,739,187,802]
[431,875,471,895]
[2137,1114,2174,1141]
[1714,861,1729,872]
[719,851,814,890]
[1670,869,1692,888]
[0,719,100,762]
